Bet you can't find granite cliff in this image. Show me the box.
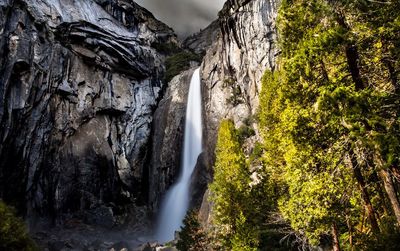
[198,0,278,224]
[0,0,177,226]
[0,0,279,248]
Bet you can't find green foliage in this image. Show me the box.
[255,0,400,249]
[0,200,38,251]
[165,51,201,83]
[222,77,245,106]
[249,142,264,163]
[237,124,255,144]
[209,120,259,250]
[223,78,235,87]
[226,85,244,106]
[209,0,400,250]
[176,211,208,251]
[151,41,181,55]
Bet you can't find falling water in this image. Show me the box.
[155,68,203,242]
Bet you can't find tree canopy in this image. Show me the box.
[206,0,400,250]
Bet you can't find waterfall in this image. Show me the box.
[155,68,203,243]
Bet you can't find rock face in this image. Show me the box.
[199,0,278,224]
[148,68,196,212]
[0,0,176,224]
[183,20,220,56]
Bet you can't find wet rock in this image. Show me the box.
[189,153,212,209]
[111,241,131,251]
[148,68,196,212]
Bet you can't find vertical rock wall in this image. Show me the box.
[202,0,277,150]
[148,68,196,213]
[199,0,278,223]
[0,0,176,224]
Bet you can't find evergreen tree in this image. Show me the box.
[209,0,400,249]
[209,120,259,251]
[256,0,400,249]
[176,211,208,251]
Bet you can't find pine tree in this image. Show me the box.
[209,120,258,251]
[257,0,400,248]
[176,211,207,251]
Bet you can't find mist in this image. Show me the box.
[135,0,225,37]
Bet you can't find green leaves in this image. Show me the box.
[0,200,38,251]
[257,0,400,248]
[209,120,273,250]
[164,51,201,82]
[208,0,400,249]
[176,211,208,251]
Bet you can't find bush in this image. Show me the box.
[0,200,38,251]
[151,41,181,55]
[226,85,244,106]
[237,125,256,143]
[165,51,201,83]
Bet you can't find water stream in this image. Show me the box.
[155,68,203,242]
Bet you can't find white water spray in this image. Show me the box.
[155,68,203,242]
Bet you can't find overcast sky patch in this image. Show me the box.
[135,0,225,37]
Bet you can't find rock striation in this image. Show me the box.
[0,0,176,225]
[183,20,220,56]
[199,0,278,224]
[0,0,280,241]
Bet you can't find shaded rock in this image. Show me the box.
[189,153,212,209]
[48,240,67,251]
[85,206,115,228]
[111,241,131,251]
[183,20,220,56]
[148,68,196,212]
[0,0,177,225]
[198,189,213,230]
[135,242,157,251]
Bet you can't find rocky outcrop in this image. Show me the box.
[183,20,220,56]
[0,0,176,225]
[148,68,196,212]
[201,0,277,164]
[199,0,278,224]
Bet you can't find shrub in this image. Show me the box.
[165,51,201,83]
[0,200,38,251]
[151,42,181,55]
[237,124,256,143]
[226,85,244,106]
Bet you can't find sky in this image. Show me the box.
[135,0,225,37]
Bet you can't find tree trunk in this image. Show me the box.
[345,45,367,90]
[373,154,400,225]
[332,222,341,251]
[349,150,380,232]
[391,165,400,183]
[375,172,392,216]
[346,216,354,251]
[333,9,368,91]
[378,169,400,225]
